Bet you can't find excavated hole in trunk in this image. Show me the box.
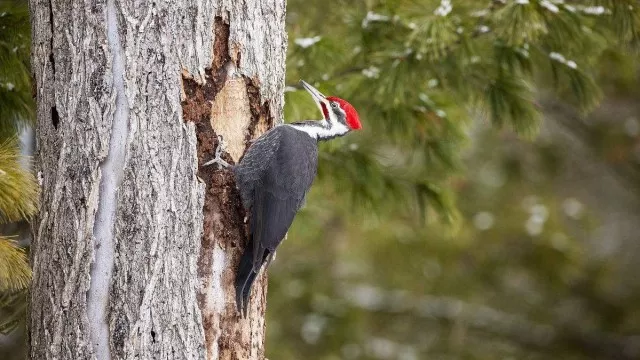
[181,16,275,358]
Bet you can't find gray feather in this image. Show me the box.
[234,125,318,271]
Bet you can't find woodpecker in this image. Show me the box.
[204,80,362,315]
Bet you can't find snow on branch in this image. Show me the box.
[539,0,559,13]
[362,11,391,28]
[294,36,322,48]
[549,52,577,69]
[434,0,453,17]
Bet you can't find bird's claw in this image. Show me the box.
[203,135,231,169]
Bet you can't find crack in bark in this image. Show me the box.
[48,0,55,75]
[47,1,57,130]
[87,1,129,359]
[51,106,59,129]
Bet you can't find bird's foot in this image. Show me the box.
[203,135,230,169]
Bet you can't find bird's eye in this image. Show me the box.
[331,102,338,109]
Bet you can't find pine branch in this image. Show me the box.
[0,237,30,292]
[0,137,38,223]
[317,141,458,223]
[285,0,640,216]
[0,3,34,138]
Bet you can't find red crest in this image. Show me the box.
[327,96,362,130]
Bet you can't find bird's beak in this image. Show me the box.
[300,80,327,113]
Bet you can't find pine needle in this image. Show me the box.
[0,237,30,292]
[0,137,39,223]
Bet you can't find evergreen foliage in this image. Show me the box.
[0,138,37,224]
[285,0,639,221]
[0,0,37,334]
[0,237,30,293]
[267,1,640,359]
[0,3,33,138]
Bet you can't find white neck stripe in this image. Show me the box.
[286,120,350,140]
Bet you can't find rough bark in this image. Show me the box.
[28,0,286,359]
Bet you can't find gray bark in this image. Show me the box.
[28,0,286,359]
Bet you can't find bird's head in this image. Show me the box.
[300,80,362,132]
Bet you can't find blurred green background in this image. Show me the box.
[270,1,640,359]
[2,0,640,359]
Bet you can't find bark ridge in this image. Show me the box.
[29,0,286,359]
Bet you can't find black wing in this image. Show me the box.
[234,127,282,210]
[234,125,318,271]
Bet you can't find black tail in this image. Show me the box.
[235,246,269,316]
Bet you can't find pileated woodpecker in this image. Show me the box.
[204,80,362,316]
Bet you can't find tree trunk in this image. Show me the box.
[28,0,286,359]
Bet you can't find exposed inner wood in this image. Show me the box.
[211,75,252,162]
[182,16,275,360]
